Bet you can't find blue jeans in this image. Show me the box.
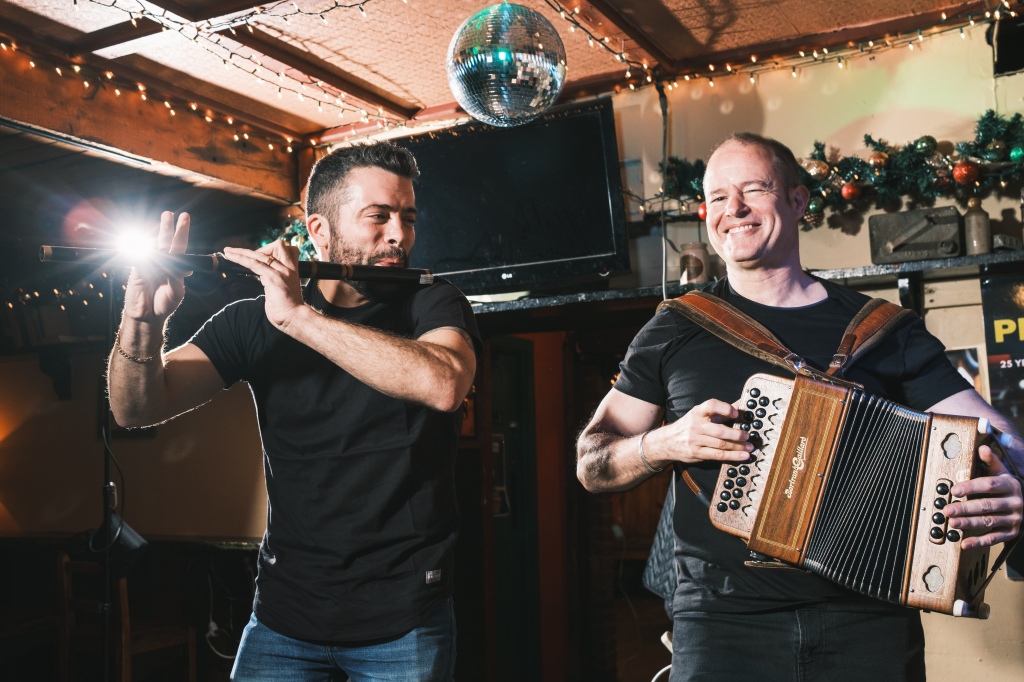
[670,607,925,682]
[230,598,456,681]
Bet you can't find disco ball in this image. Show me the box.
[446,3,567,128]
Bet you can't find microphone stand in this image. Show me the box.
[100,274,116,682]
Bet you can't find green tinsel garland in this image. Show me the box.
[263,219,319,260]
[660,109,1024,228]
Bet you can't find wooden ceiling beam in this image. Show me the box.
[0,16,302,142]
[559,72,634,101]
[0,51,298,202]
[584,0,674,72]
[68,2,262,56]
[145,1,265,24]
[68,20,163,56]
[315,73,630,145]
[225,26,419,121]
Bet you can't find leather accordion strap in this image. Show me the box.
[658,291,842,385]
[828,298,914,376]
[657,291,802,373]
[659,290,910,384]
[680,470,701,495]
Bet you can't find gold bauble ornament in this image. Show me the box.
[803,211,825,228]
[801,158,830,180]
[867,151,889,169]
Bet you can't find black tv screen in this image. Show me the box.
[398,100,629,295]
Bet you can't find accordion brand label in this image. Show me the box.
[784,436,809,499]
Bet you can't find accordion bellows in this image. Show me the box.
[710,373,993,618]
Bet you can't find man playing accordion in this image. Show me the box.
[576,132,1023,682]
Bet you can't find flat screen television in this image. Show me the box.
[397,100,629,296]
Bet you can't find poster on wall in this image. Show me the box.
[980,272,1024,578]
[982,273,1024,433]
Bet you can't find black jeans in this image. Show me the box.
[670,607,925,682]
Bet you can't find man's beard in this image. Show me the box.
[327,235,410,301]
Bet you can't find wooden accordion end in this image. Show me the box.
[709,373,994,618]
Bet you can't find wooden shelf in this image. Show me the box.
[471,250,1024,321]
[812,250,1024,285]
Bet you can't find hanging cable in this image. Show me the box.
[655,78,670,300]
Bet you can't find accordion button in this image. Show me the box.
[720,491,732,501]
[749,388,761,398]
[934,498,947,509]
[759,396,770,406]
[739,465,751,476]
[732,489,744,499]
[717,502,729,513]
[723,479,735,489]
[726,468,738,477]
[930,527,945,540]
[747,399,757,409]
[739,423,751,431]
[936,482,950,495]
[736,477,747,487]
[729,499,741,510]
[947,530,961,542]
[751,420,763,430]
[932,512,945,524]
[755,408,767,418]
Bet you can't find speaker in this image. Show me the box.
[988,16,1024,77]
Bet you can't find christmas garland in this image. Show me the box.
[263,219,319,260]
[661,110,1024,227]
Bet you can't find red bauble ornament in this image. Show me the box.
[952,160,980,186]
[840,182,862,201]
[697,202,707,221]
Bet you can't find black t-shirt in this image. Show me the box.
[189,279,481,641]
[615,278,971,614]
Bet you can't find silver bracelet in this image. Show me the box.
[638,431,666,474]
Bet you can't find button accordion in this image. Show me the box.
[710,373,995,618]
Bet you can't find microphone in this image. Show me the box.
[38,246,434,285]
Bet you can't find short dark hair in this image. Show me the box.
[305,141,420,221]
[709,132,802,190]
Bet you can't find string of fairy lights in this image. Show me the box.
[542,0,653,87]
[3,1,1024,329]
[1,269,116,352]
[11,0,1017,152]
[80,0,391,128]
[650,1,1021,92]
